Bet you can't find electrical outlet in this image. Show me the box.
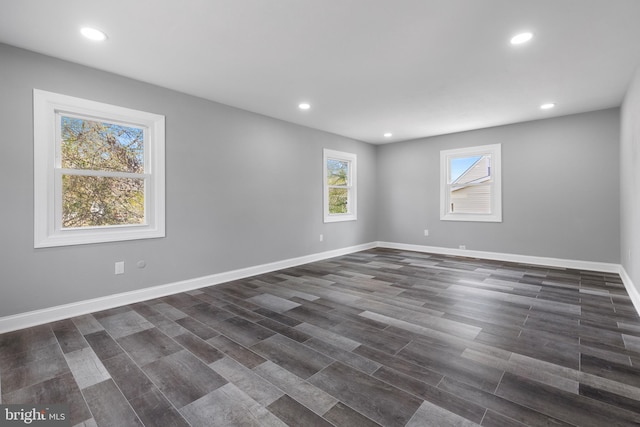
[424,229,429,236]
[115,261,125,275]
[459,245,466,250]
[319,234,324,242]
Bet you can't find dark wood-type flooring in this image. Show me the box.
[2,248,640,426]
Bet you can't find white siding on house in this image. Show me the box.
[450,184,491,213]
[450,156,491,214]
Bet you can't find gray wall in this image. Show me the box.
[0,44,377,317]
[376,109,621,263]
[621,65,640,287]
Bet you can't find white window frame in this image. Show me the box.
[440,143,502,222]
[323,149,357,223]
[34,89,165,248]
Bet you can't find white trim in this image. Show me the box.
[376,241,621,273]
[619,266,640,317]
[0,242,375,334]
[33,89,166,248]
[440,143,502,222]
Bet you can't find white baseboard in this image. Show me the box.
[1,241,635,334]
[619,266,640,317]
[0,242,376,334]
[376,241,621,273]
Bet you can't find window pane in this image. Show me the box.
[449,154,492,214]
[62,175,144,228]
[327,159,349,186]
[328,188,349,214]
[61,116,144,173]
[449,182,491,214]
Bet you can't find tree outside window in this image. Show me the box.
[323,149,357,223]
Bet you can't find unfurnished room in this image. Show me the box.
[2,1,640,426]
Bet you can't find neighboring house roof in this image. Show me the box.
[451,155,491,191]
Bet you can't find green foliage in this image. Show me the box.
[61,117,145,228]
[328,188,348,214]
[327,159,348,186]
[327,159,349,213]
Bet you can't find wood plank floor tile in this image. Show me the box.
[354,342,444,386]
[210,357,284,407]
[329,318,412,354]
[373,365,486,423]
[1,345,70,394]
[83,330,125,361]
[579,383,640,415]
[247,293,301,313]
[96,310,154,339]
[267,394,334,427]
[175,316,220,340]
[0,324,57,361]
[405,399,481,427]
[251,334,333,379]
[322,401,382,427]
[129,387,190,427]
[1,372,92,426]
[181,302,235,326]
[0,341,63,373]
[51,319,89,354]
[257,317,311,343]
[308,361,423,427]
[207,334,267,369]
[142,350,227,408]
[580,353,640,389]
[116,328,182,367]
[71,314,104,336]
[82,379,143,427]
[495,372,640,426]
[173,332,225,364]
[294,322,361,351]
[212,316,276,347]
[101,353,155,400]
[64,347,110,390]
[304,337,381,374]
[252,361,338,416]
[180,382,286,427]
[480,409,529,427]
[399,339,505,393]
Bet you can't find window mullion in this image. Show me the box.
[58,168,149,180]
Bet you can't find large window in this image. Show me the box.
[440,143,502,222]
[323,149,357,222]
[34,90,165,248]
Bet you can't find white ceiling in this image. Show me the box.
[2,0,640,144]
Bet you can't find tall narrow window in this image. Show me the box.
[34,90,165,247]
[323,149,357,222]
[440,144,501,222]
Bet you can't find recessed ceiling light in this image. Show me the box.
[298,103,311,110]
[540,103,555,110]
[510,32,533,45]
[384,133,393,138]
[81,27,107,41]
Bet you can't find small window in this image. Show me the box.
[323,149,357,222]
[440,144,502,222]
[34,90,165,247]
